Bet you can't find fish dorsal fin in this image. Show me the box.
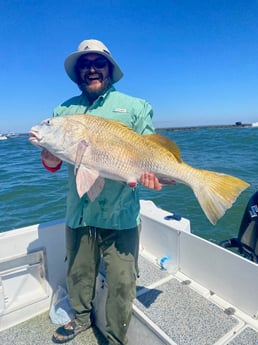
[146,134,182,162]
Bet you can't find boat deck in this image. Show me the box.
[1,254,258,345]
[134,255,258,344]
[1,311,107,345]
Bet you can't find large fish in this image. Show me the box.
[29,114,249,225]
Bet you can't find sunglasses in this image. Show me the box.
[77,58,109,71]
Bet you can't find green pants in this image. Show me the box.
[65,225,139,345]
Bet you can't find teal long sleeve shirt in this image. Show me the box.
[54,86,155,230]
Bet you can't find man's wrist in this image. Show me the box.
[42,158,62,172]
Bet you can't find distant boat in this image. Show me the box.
[252,122,258,127]
[0,134,7,140]
[6,132,17,138]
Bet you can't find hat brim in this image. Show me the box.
[64,50,123,84]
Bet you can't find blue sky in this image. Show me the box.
[1,0,258,133]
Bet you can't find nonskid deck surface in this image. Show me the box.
[1,255,258,345]
[136,255,258,345]
[0,311,107,345]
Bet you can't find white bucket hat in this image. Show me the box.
[64,39,123,84]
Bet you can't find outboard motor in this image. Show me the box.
[220,191,258,263]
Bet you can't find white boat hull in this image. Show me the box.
[0,201,257,344]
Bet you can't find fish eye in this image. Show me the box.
[45,119,51,126]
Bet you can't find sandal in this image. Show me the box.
[52,319,91,343]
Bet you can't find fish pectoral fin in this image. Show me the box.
[76,167,100,198]
[74,140,89,174]
[88,177,105,201]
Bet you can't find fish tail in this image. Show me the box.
[187,166,249,224]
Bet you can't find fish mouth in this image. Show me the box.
[29,130,43,146]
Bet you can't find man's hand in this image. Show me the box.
[140,172,163,191]
[41,148,62,168]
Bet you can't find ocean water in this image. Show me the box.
[0,128,257,245]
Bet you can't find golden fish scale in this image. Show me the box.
[70,114,181,179]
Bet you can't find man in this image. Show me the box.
[42,39,162,344]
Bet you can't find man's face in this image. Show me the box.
[76,53,112,99]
